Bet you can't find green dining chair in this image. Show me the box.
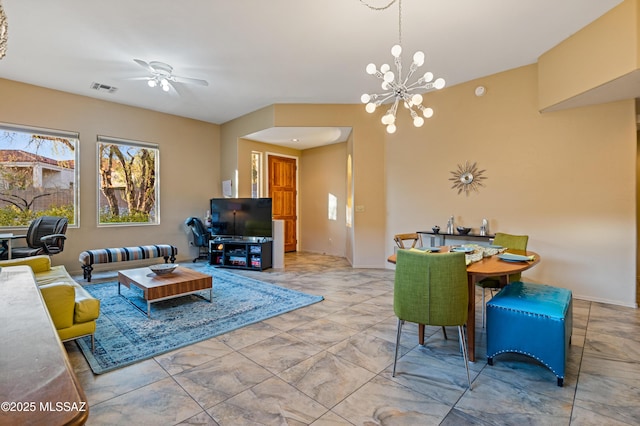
[392,249,471,389]
[477,232,529,327]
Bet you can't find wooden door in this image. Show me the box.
[268,155,297,252]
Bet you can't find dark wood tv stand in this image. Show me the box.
[209,238,272,271]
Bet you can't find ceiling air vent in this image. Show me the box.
[90,82,118,94]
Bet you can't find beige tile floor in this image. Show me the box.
[66,252,640,425]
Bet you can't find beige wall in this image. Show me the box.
[221,104,387,268]
[386,64,636,306]
[299,142,347,256]
[0,78,220,275]
[220,85,637,306]
[538,0,639,110]
[220,106,275,198]
[272,104,387,268]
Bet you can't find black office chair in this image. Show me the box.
[185,217,211,262]
[1,216,68,259]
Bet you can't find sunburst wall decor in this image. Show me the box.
[449,161,487,195]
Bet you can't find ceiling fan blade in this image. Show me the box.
[133,59,155,73]
[172,75,209,86]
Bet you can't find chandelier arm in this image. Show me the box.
[377,93,397,104]
[402,69,416,87]
[399,92,414,106]
[391,98,400,114]
[402,61,421,86]
[394,56,403,83]
[406,80,434,91]
[369,91,394,101]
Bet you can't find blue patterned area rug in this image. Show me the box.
[77,267,323,374]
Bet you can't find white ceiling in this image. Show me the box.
[244,127,352,150]
[0,0,624,148]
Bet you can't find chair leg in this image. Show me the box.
[482,288,487,328]
[91,334,95,353]
[442,326,448,340]
[458,325,472,390]
[418,324,425,345]
[393,319,404,377]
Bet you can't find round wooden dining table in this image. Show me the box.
[387,246,540,362]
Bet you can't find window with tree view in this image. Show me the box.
[0,124,78,227]
[98,136,159,225]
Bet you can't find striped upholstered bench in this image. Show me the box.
[79,244,178,282]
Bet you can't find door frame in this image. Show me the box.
[266,151,299,252]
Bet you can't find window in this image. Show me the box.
[251,151,262,198]
[97,136,159,225]
[0,123,79,227]
[328,193,337,220]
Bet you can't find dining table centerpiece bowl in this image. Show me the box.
[456,226,471,235]
[149,263,179,275]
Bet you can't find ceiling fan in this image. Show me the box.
[133,59,209,92]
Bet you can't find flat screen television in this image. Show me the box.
[209,197,273,238]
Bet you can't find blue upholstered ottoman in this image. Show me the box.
[486,281,572,386]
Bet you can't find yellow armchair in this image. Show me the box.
[0,255,100,351]
[39,283,76,329]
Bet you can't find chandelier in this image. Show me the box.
[360,0,445,134]
[0,0,7,60]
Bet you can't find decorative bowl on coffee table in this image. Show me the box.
[149,264,178,275]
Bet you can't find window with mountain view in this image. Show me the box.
[97,136,159,225]
[0,124,78,227]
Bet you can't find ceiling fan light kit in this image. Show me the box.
[134,59,208,93]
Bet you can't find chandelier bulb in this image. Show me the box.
[423,107,434,118]
[413,51,425,67]
[434,78,446,90]
[391,45,402,58]
[411,94,423,105]
[147,79,157,88]
[381,113,395,125]
[386,123,397,134]
[383,71,395,83]
[365,103,377,113]
[413,116,425,127]
[361,94,371,104]
[381,81,390,90]
[380,63,391,73]
[423,72,434,82]
[162,84,170,92]
[366,63,377,75]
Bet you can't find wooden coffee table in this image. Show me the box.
[118,266,212,318]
